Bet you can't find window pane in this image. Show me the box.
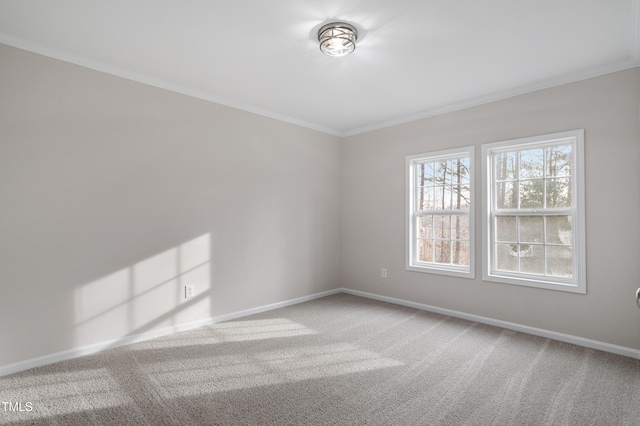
[434,240,451,264]
[546,178,571,208]
[494,152,517,181]
[452,215,469,240]
[449,159,467,185]
[447,160,455,185]
[434,161,449,183]
[495,244,518,272]
[447,186,454,209]
[418,239,433,263]
[439,186,453,210]
[546,246,573,277]
[418,216,433,239]
[418,187,434,210]
[417,163,425,187]
[423,162,437,186]
[519,245,544,275]
[546,145,572,177]
[434,215,450,239]
[520,180,543,208]
[520,216,543,243]
[545,215,572,244]
[520,149,544,179]
[452,241,470,266]
[496,181,516,209]
[432,186,443,209]
[457,158,471,184]
[454,185,471,210]
[496,215,516,242]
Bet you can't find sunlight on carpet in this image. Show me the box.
[0,368,131,420]
[142,338,403,396]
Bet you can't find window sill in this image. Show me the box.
[483,272,585,294]
[407,263,475,279]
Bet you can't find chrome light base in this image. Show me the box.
[318,22,358,57]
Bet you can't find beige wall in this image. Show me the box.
[0,44,342,366]
[341,68,640,350]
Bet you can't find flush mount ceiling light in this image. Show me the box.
[318,22,358,57]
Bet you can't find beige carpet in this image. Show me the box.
[1,293,639,425]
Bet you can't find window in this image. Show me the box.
[406,147,475,278]
[482,130,586,293]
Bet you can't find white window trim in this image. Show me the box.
[406,146,475,279]
[481,130,586,293]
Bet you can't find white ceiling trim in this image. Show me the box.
[0,32,343,137]
[2,30,639,139]
[343,58,640,137]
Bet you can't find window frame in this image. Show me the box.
[481,130,586,293]
[406,146,475,279]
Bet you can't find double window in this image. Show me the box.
[406,130,585,293]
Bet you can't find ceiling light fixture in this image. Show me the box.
[318,22,358,57]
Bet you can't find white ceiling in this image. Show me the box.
[1,1,638,136]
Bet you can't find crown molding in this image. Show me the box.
[0,32,343,137]
[2,24,639,140]
[343,58,640,137]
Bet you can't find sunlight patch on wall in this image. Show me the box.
[74,269,132,343]
[74,234,211,347]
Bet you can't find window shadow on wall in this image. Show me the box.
[73,233,212,348]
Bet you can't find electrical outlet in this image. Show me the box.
[381,268,387,278]
[185,284,195,299]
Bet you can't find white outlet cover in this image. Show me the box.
[185,285,195,298]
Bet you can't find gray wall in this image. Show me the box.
[0,44,342,366]
[341,68,640,350]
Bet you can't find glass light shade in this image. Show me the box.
[318,22,357,57]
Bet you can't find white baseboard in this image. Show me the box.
[340,287,640,360]
[2,286,637,377]
[0,288,342,377]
